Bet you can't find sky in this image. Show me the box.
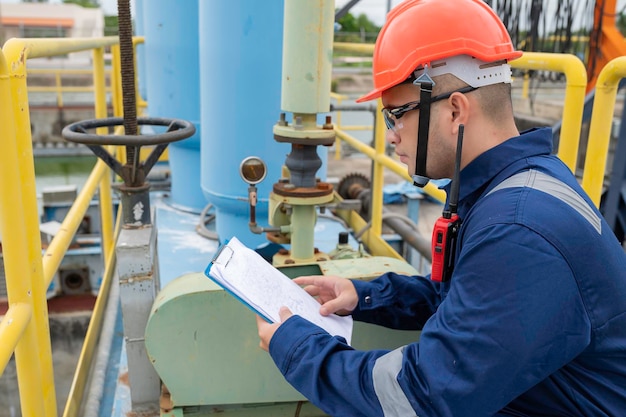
[100,0,132,16]
[0,0,133,16]
[335,0,626,28]
[3,0,626,24]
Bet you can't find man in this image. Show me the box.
[257,0,626,415]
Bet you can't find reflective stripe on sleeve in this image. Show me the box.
[372,346,418,417]
[486,169,601,234]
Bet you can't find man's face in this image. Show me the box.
[381,83,455,180]
[381,84,422,176]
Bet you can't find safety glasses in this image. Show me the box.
[381,86,478,131]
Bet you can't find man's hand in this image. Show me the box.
[294,275,358,316]
[256,306,293,352]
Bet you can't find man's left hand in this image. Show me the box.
[256,306,293,351]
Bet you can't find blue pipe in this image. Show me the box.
[143,0,205,211]
[199,0,291,247]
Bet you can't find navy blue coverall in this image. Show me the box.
[268,128,626,417]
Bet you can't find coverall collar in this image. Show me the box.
[442,127,554,218]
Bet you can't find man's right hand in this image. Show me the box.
[293,275,358,316]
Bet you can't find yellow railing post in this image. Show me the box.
[511,52,587,173]
[133,36,148,114]
[62,211,121,417]
[329,91,374,160]
[0,36,120,417]
[0,49,52,417]
[42,161,110,287]
[55,70,64,107]
[111,44,124,117]
[93,47,115,264]
[0,304,33,374]
[368,100,386,245]
[27,68,113,98]
[334,93,344,160]
[522,71,530,99]
[334,127,448,205]
[582,56,626,206]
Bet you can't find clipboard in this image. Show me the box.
[206,242,273,323]
[204,236,353,343]
[211,243,234,268]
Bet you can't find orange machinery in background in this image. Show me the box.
[587,0,626,92]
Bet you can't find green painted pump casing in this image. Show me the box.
[145,258,421,410]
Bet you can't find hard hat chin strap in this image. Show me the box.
[412,70,434,188]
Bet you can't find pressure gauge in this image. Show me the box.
[239,156,267,185]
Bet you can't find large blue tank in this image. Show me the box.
[199,0,290,247]
[142,0,205,211]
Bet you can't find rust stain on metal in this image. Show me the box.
[11,47,27,74]
[160,383,173,413]
[273,181,334,198]
[125,410,159,417]
[119,272,154,284]
[119,371,129,386]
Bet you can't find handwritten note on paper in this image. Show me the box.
[206,236,353,344]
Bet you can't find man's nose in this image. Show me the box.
[385,128,400,145]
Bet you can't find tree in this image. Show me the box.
[335,11,381,43]
[63,0,100,8]
[618,11,626,36]
[104,15,119,36]
[337,12,380,33]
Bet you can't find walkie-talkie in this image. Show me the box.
[431,124,464,282]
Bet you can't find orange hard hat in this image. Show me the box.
[357,0,522,102]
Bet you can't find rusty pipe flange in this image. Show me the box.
[273,181,334,198]
[62,117,195,146]
[273,134,336,146]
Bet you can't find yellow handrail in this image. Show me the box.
[0,35,137,417]
[0,46,53,416]
[62,208,121,417]
[134,37,148,113]
[0,304,32,375]
[93,47,115,264]
[42,155,112,287]
[582,56,626,206]
[511,52,587,173]
[24,65,113,111]
[333,41,374,55]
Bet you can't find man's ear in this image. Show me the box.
[448,92,470,135]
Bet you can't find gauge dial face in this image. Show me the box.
[240,156,267,185]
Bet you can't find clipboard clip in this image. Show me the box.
[211,244,234,268]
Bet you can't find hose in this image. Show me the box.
[354,206,432,262]
[195,202,219,240]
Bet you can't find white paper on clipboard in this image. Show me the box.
[205,236,353,344]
